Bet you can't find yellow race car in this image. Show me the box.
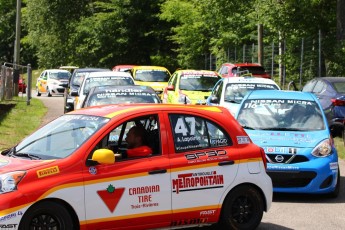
[162,69,221,104]
[130,66,171,98]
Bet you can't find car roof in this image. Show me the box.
[73,68,111,73]
[175,69,220,76]
[221,63,263,67]
[68,103,226,118]
[222,76,279,86]
[86,71,133,78]
[246,90,316,100]
[133,66,170,71]
[312,77,345,83]
[44,69,70,73]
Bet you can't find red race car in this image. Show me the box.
[217,63,271,79]
[0,104,272,230]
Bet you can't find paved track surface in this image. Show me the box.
[35,94,345,230]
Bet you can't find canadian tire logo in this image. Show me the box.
[97,184,125,213]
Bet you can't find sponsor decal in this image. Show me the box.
[184,150,228,163]
[210,138,228,146]
[330,162,338,170]
[0,159,9,168]
[172,171,224,194]
[171,218,208,226]
[200,210,216,216]
[97,184,125,213]
[0,211,22,222]
[0,224,18,229]
[89,166,97,175]
[267,165,299,171]
[129,185,160,209]
[37,166,60,178]
[237,136,250,144]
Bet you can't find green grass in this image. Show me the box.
[334,137,345,159]
[0,96,47,151]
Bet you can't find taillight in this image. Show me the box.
[260,148,267,170]
[331,98,345,106]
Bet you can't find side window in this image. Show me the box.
[301,80,316,92]
[43,72,48,80]
[93,114,161,161]
[169,114,231,152]
[215,80,223,99]
[313,80,326,94]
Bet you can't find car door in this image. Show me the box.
[83,113,172,229]
[166,113,239,228]
[37,71,48,93]
[166,73,179,103]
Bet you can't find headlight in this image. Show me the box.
[178,94,191,104]
[0,171,26,194]
[311,139,332,157]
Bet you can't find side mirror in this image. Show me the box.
[91,149,115,164]
[167,85,174,91]
[209,95,219,104]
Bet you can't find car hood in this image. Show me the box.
[182,90,211,104]
[135,81,167,91]
[245,129,329,148]
[221,102,240,116]
[0,155,54,173]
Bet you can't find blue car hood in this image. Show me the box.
[245,129,329,148]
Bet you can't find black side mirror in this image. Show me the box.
[209,95,219,104]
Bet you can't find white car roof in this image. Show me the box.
[222,77,280,88]
[86,71,133,78]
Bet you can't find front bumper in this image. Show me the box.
[267,155,338,194]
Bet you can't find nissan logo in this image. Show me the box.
[275,155,285,163]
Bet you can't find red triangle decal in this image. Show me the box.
[97,185,125,213]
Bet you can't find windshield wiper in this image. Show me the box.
[11,152,41,160]
[242,125,255,130]
[260,127,303,131]
[224,99,240,104]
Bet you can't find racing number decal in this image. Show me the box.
[174,117,195,136]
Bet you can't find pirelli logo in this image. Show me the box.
[37,166,60,178]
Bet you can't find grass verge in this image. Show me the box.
[0,96,47,151]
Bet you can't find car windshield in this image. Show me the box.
[237,99,325,131]
[135,70,170,82]
[332,81,345,94]
[224,83,279,103]
[86,89,160,107]
[72,72,87,87]
[50,72,70,80]
[13,115,109,160]
[179,75,219,91]
[83,76,134,94]
[233,66,266,75]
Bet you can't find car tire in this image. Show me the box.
[219,185,264,230]
[19,201,76,230]
[47,87,52,97]
[36,87,41,97]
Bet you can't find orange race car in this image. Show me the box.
[0,104,272,230]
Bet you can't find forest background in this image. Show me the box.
[1,0,345,88]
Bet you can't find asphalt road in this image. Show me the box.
[34,93,345,230]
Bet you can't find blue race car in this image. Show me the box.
[236,90,340,197]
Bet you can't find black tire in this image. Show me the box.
[47,87,52,97]
[220,185,264,230]
[19,201,76,230]
[36,87,41,97]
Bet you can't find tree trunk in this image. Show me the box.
[337,0,345,41]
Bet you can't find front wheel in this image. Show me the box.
[36,87,41,96]
[19,201,76,230]
[220,185,264,230]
